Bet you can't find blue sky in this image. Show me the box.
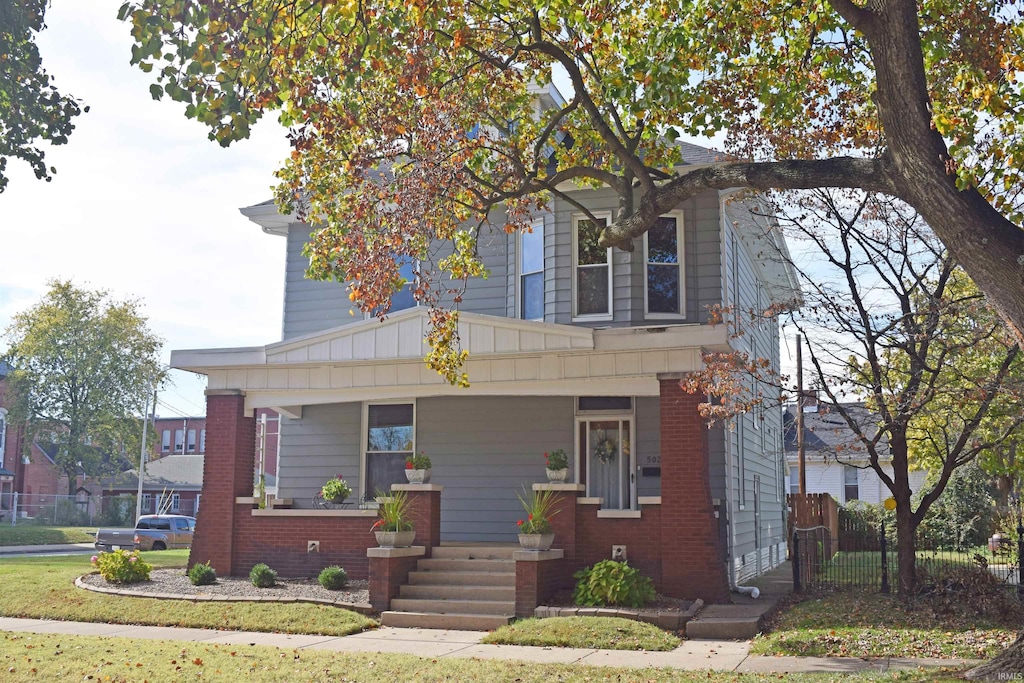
[0,1,292,418]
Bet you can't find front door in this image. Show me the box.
[579,418,634,510]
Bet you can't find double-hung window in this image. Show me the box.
[364,403,415,499]
[161,430,171,453]
[644,213,684,317]
[186,429,196,453]
[199,429,206,453]
[174,429,184,453]
[844,465,860,502]
[573,213,612,319]
[519,219,545,320]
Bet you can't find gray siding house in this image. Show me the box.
[173,142,799,613]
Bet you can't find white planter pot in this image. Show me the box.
[546,468,568,483]
[518,533,555,551]
[405,468,432,484]
[375,530,416,548]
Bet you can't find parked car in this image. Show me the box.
[94,515,196,552]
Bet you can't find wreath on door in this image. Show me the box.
[593,436,617,464]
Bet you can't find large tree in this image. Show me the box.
[0,0,85,192]
[688,190,1024,599]
[118,0,1024,372]
[1,281,162,495]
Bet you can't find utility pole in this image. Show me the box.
[796,334,806,495]
[135,385,157,523]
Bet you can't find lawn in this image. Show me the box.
[752,591,1020,659]
[484,616,681,651]
[0,551,376,637]
[0,631,965,683]
[0,525,96,546]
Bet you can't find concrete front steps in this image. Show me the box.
[380,545,517,631]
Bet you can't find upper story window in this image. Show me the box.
[161,430,171,453]
[199,429,206,453]
[519,219,545,320]
[174,429,184,453]
[186,429,196,454]
[572,213,612,319]
[369,258,417,317]
[644,213,685,317]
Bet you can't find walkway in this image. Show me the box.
[0,617,976,673]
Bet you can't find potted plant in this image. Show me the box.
[372,489,415,547]
[405,451,432,484]
[321,475,352,504]
[544,449,569,482]
[516,486,559,550]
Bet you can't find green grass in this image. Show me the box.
[0,550,376,637]
[0,525,96,546]
[483,616,681,651]
[0,631,965,683]
[751,592,1019,659]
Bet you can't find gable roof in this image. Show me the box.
[103,454,204,491]
[783,403,890,460]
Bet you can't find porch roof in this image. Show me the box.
[170,309,729,411]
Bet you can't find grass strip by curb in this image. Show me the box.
[484,616,681,651]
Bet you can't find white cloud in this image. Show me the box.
[0,0,292,417]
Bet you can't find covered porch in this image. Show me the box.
[173,309,733,609]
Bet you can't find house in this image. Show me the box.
[172,133,798,623]
[101,453,204,517]
[784,399,928,505]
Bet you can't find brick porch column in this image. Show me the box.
[368,546,425,611]
[659,379,730,602]
[535,484,582,561]
[188,390,255,575]
[393,484,442,557]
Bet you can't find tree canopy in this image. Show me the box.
[1,281,163,495]
[119,0,1024,372]
[0,0,85,193]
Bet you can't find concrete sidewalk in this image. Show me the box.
[0,617,975,673]
[0,542,95,555]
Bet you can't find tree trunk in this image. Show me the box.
[894,498,917,595]
[965,632,1024,680]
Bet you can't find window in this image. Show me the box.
[644,213,684,316]
[161,430,171,453]
[195,494,201,514]
[141,493,152,513]
[364,403,414,498]
[844,465,860,502]
[174,429,184,453]
[186,430,196,453]
[519,219,545,320]
[572,213,612,318]
[199,429,206,453]
[578,396,633,412]
[737,417,746,507]
[789,466,800,495]
[171,493,180,512]
[730,231,741,331]
[391,259,417,312]
[173,517,188,531]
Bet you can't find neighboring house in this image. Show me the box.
[101,453,205,516]
[173,119,798,613]
[784,399,928,505]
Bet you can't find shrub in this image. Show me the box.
[92,549,152,584]
[188,562,217,586]
[916,462,995,550]
[318,565,348,590]
[573,559,655,608]
[249,563,277,588]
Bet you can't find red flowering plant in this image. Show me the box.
[372,488,414,532]
[405,451,432,470]
[515,486,558,535]
[544,449,568,471]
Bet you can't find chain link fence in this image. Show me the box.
[0,492,197,526]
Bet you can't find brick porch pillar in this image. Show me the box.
[536,484,582,561]
[368,546,425,611]
[659,379,731,602]
[393,484,442,557]
[188,390,255,575]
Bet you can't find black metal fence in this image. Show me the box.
[792,511,1023,597]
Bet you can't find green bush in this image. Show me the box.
[91,549,152,584]
[318,565,348,590]
[98,495,136,527]
[188,562,217,586]
[573,559,655,608]
[916,462,996,550]
[249,563,277,588]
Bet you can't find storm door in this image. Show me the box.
[578,417,634,510]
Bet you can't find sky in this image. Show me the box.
[0,1,292,419]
